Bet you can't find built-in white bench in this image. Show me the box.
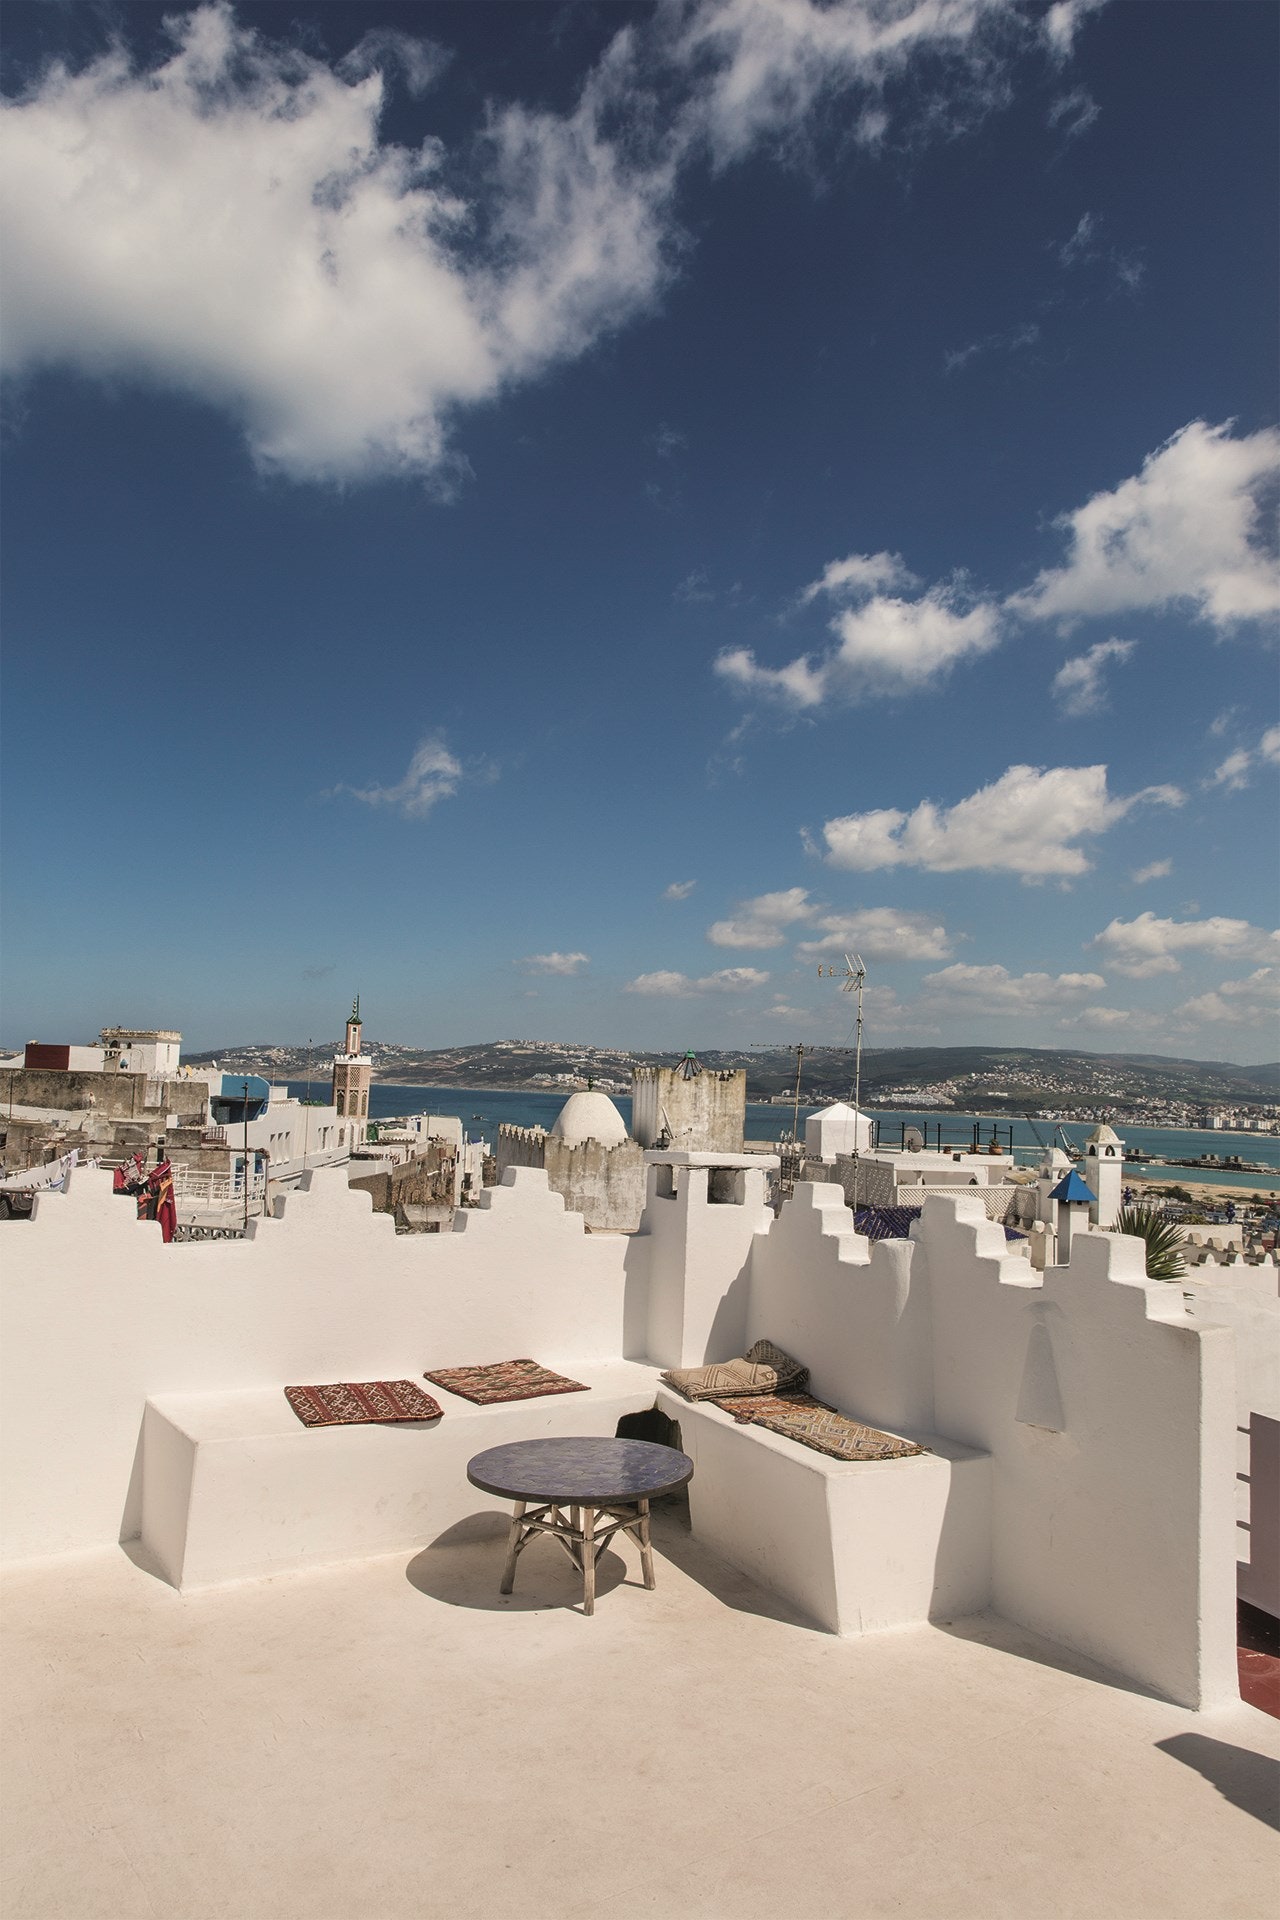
[142,1361,664,1589]
[656,1388,991,1635]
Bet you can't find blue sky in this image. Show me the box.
[1,0,1277,1060]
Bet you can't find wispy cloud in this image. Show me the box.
[707,887,813,949]
[1205,724,1280,791]
[1047,86,1099,140]
[1051,637,1135,716]
[662,880,697,901]
[335,733,464,819]
[519,952,590,976]
[1130,859,1172,886]
[626,966,769,996]
[943,321,1039,375]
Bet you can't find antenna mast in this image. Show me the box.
[818,953,867,1212]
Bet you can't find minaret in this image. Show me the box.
[331,996,372,1125]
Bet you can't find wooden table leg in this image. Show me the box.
[637,1497,655,1590]
[581,1505,596,1615]
[500,1500,527,1594]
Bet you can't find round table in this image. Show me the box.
[467,1437,694,1615]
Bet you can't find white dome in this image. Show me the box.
[1086,1124,1123,1148]
[549,1090,628,1147]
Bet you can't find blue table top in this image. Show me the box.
[467,1436,694,1503]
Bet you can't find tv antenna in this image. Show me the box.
[751,1040,851,1146]
[817,953,867,1211]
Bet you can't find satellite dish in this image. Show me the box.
[904,1127,924,1152]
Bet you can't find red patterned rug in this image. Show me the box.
[423,1359,589,1404]
[284,1381,443,1427]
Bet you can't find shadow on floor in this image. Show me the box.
[642,1504,825,1633]
[929,1612,1165,1703]
[1155,1733,1280,1832]
[405,1510,632,1613]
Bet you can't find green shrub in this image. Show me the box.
[1114,1204,1187,1281]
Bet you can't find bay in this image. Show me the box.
[287,1082,1279,1191]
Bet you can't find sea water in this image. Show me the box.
[287,1082,1279,1192]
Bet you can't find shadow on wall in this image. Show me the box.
[1155,1733,1280,1832]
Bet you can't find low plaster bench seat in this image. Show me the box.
[656,1387,991,1636]
[142,1360,664,1590]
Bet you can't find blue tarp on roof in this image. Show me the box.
[1050,1168,1096,1205]
[854,1205,922,1242]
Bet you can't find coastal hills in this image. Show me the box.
[184,1038,1278,1123]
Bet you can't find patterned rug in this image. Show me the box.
[709,1390,834,1424]
[284,1381,443,1427]
[743,1401,926,1462]
[423,1359,589,1404]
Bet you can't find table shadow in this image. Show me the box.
[405,1509,632,1613]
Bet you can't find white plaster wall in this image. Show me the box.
[0,1165,632,1563]
[914,1192,1238,1710]
[641,1163,771,1368]
[745,1182,935,1435]
[1181,1275,1280,1616]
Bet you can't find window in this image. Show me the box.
[336,1090,345,1115]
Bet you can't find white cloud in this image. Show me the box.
[943,321,1038,375]
[1057,209,1097,266]
[800,551,915,602]
[0,5,674,481]
[1205,723,1280,791]
[1051,638,1134,716]
[717,580,1002,706]
[519,952,589,976]
[337,733,463,818]
[921,963,1106,1015]
[1177,967,1280,1028]
[1130,859,1172,885]
[663,880,698,901]
[795,908,952,962]
[707,887,812,948]
[821,763,1181,878]
[1090,913,1280,978]
[0,0,1062,485]
[626,966,770,996]
[1010,421,1280,631]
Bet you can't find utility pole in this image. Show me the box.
[818,953,867,1212]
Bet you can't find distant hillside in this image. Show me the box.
[182,1038,1278,1118]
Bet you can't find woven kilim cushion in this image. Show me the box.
[284,1381,443,1427]
[661,1340,808,1403]
[709,1390,834,1425]
[746,1402,926,1462]
[423,1359,589,1404]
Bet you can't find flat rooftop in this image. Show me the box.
[5,1508,1277,1919]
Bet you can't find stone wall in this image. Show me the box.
[0,1068,207,1120]
[496,1124,646,1230]
[631,1065,746,1152]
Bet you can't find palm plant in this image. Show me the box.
[1114,1203,1187,1281]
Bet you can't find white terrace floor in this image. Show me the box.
[5,1507,1277,1920]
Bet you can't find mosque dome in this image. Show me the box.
[549,1090,628,1148]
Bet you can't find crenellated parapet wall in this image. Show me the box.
[0,1163,1244,1709]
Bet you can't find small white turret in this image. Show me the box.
[1081,1123,1125,1228]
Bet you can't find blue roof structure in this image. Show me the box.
[1050,1169,1096,1206]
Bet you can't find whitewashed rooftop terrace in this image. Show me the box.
[5,1510,1276,1920]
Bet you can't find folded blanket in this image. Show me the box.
[423,1359,589,1405]
[660,1339,808,1403]
[284,1381,443,1428]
